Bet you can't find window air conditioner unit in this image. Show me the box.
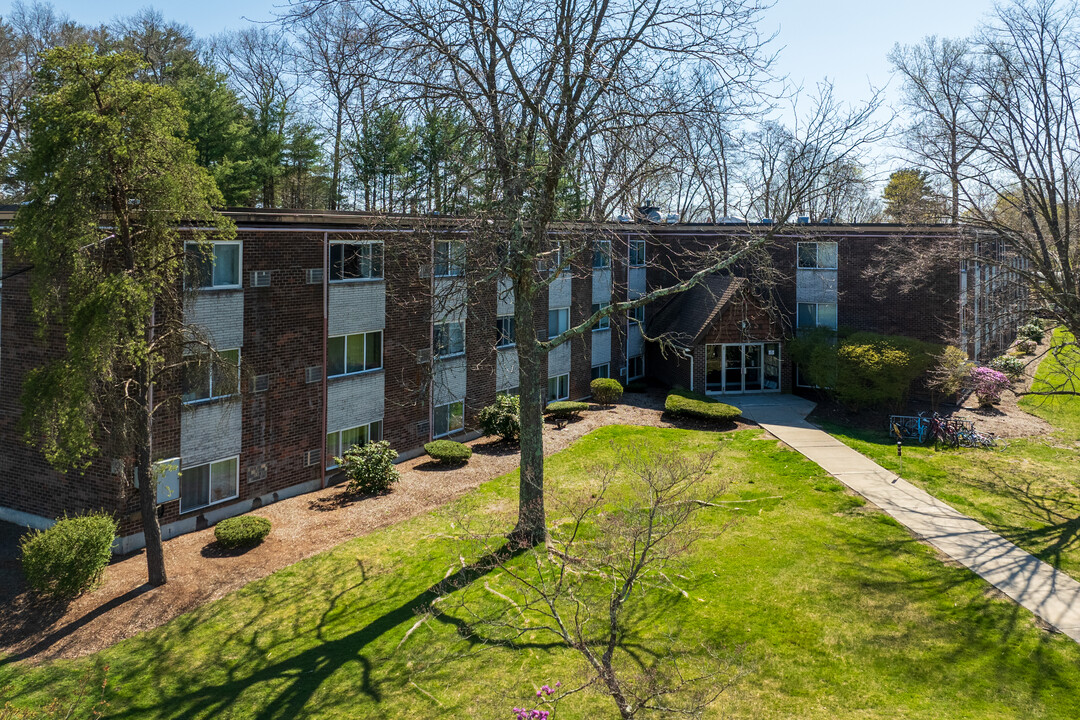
[251,270,271,287]
[416,420,430,437]
[305,366,322,384]
[252,374,270,393]
[306,268,324,285]
[416,348,431,364]
[304,449,322,467]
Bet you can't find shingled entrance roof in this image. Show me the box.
[647,274,747,347]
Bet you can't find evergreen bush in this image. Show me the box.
[424,439,473,464]
[543,401,589,419]
[664,389,741,422]
[988,355,1025,382]
[1017,323,1045,343]
[214,516,271,549]
[20,512,117,599]
[590,378,623,405]
[477,394,520,442]
[337,440,400,494]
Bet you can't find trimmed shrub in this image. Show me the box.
[970,366,1010,407]
[544,401,589,419]
[590,378,623,405]
[1016,339,1037,355]
[1017,322,1045,343]
[425,439,472,465]
[625,379,648,393]
[794,330,938,410]
[20,512,117,599]
[477,394,520,442]
[337,440,400,494]
[664,389,741,423]
[929,345,973,399]
[214,516,271,549]
[988,354,1025,382]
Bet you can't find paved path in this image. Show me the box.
[737,394,1080,644]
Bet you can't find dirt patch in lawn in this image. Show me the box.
[0,389,753,664]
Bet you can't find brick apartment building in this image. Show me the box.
[0,210,1025,552]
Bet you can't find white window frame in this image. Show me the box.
[434,321,466,358]
[796,302,838,331]
[796,241,838,270]
[547,373,570,402]
[591,363,610,380]
[433,400,465,438]
[548,307,570,339]
[434,240,465,277]
[629,237,646,267]
[182,349,241,405]
[329,240,383,282]
[327,330,383,377]
[326,420,383,470]
[496,315,516,348]
[628,354,645,380]
[592,302,610,331]
[179,455,239,514]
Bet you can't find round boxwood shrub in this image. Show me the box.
[477,394,520,442]
[214,515,271,549]
[338,440,400,494]
[664,389,741,423]
[1016,339,1037,355]
[20,512,117,599]
[590,378,623,405]
[544,400,589,419]
[425,439,472,465]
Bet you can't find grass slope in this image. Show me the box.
[2,426,1079,719]
[823,328,1080,581]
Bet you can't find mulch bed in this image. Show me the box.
[0,389,753,664]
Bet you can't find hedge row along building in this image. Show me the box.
[0,209,1026,551]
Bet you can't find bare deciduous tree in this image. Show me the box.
[427,446,741,719]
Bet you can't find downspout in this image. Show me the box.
[321,232,329,489]
[679,345,694,393]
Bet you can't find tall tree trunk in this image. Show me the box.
[136,346,166,586]
[512,278,547,547]
[331,102,343,211]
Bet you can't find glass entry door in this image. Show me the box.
[705,343,780,394]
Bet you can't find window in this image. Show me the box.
[330,241,383,281]
[628,354,644,380]
[182,349,240,404]
[434,240,464,277]
[629,238,646,267]
[593,240,611,269]
[796,302,838,330]
[186,241,241,289]
[434,400,465,437]
[591,363,610,380]
[548,307,569,339]
[434,321,465,357]
[592,302,610,330]
[179,456,238,514]
[328,331,383,377]
[628,305,645,325]
[547,374,569,402]
[797,241,838,269]
[498,386,520,397]
[496,315,516,348]
[326,420,383,469]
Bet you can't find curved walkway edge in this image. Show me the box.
[738,394,1080,644]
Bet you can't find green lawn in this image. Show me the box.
[822,327,1080,581]
[3,426,1079,719]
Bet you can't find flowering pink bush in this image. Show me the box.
[512,681,560,719]
[970,366,1010,406]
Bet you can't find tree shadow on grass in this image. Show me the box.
[824,522,1078,704]
[100,543,530,720]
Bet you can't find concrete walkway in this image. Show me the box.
[736,393,1080,644]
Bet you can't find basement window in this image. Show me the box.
[179,456,238,514]
[326,420,383,469]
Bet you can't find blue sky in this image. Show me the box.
[23,0,998,107]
